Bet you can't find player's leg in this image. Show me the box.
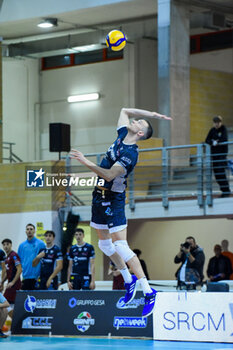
[81,275,91,290]
[97,228,137,303]
[71,275,82,290]
[96,229,126,269]
[112,229,145,278]
[7,304,14,319]
[3,288,17,319]
[51,276,58,290]
[112,228,157,317]
[0,308,8,338]
[37,277,47,290]
[21,278,37,290]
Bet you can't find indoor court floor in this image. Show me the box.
[0,336,233,350]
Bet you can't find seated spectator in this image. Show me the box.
[207,244,232,282]
[32,231,63,290]
[133,249,150,280]
[1,239,22,319]
[221,239,233,280]
[174,236,205,290]
[108,261,125,290]
[0,292,9,338]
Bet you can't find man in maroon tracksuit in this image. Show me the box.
[1,239,22,318]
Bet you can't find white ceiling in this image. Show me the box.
[0,0,157,40]
[0,0,232,57]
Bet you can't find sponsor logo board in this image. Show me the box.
[73,312,95,333]
[113,316,147,330]
[24,295,57,313]
[22,317,53,329]
[153,292,233,343]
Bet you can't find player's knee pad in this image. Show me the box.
[98,239,116,257]
[113,240,135,262]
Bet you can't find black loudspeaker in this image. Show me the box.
[49,123,70,152]
[206,282,229,292]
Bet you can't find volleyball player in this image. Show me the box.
[70,107,171,317]
[67,228,95,290]
[32,230,63,290]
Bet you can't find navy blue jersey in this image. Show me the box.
[68,243,95,276]
[99,126,138,192]
[39,245,63,278]
[0,249,6,263]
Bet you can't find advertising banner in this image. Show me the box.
[12,290,153,337]
[153,292,233,343]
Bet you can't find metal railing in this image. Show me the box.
[66,141,233,210]
[2,142,23,163]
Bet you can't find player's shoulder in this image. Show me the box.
[10,250,19,257]
[87,243,95,251]
[119,147,138,167]
[0,249,6,259]
[0,248,5,255]
[117,125,128,138]
[19,239,28,247]
[53,244,61,252]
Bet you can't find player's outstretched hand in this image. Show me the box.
[152,112,172,120]
[70,149,87,165]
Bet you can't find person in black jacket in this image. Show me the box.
[174,236,205,290]
[207,244,232,282]
[205,116,231,197]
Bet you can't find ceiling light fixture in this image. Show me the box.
[38,18,58,28]
[67,93,100,103]
[71,44,103,53]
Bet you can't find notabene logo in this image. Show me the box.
[24,295,57,313]
[73,311,95,333]
[24,295,37,312]
[27,168,45,188]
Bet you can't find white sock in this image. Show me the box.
[120,267,132,283]
[139,277,152,294]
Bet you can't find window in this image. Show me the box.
[190,29,233,54]
[41,48,123,70]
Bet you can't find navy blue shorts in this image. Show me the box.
[38,276,58,290]
[90,188,127,234]
[70,274,91,290]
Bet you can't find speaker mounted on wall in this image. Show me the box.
[49,123,71,153]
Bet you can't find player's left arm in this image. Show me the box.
[89,258,95,290]
[117,108,171,128]
[46,259,63,288]
[6,264,22,289]
[70,150,125,182]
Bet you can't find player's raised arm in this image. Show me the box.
[117,108,171,128]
